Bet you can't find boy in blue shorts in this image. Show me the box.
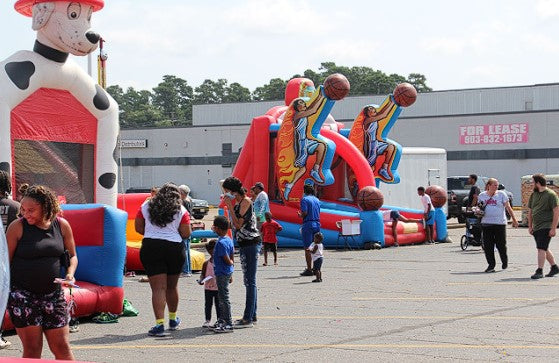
[298,184,320,276]
[418,186,435,244]
[211,216,235,333]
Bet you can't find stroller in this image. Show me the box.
[460,208,484,251]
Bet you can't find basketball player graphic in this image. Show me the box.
[347,95,402,195]
[362,103,397,181]
[283,94,327,200]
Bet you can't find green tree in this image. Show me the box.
[152,75,193,126]
[224,82,252,103]
[407,73,432,92]
[252,78,287,101]
[107,85,162,128]
[193,79,227,104]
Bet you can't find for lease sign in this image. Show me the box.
[459,123,528,145]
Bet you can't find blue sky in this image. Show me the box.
[1,0,558,92]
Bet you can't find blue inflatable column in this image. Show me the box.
[359,210,385,248]
[434,207,449,242]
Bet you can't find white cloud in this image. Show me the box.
[421,37,464,56]
[225,0,328,36]
[535,0,559,18]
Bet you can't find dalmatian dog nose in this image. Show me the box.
[86,31,100,44]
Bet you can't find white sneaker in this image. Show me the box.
[0,337,11,349]
[202,320,211,328]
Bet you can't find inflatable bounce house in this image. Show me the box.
[1,0,126,329]
[229,75,448,248]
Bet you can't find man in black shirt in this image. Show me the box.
[467,174,480,208]
[465,174,481,243]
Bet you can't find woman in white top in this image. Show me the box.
[477,178,518,273]
[135,183,191,336]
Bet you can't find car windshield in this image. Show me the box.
[448,178,468,189]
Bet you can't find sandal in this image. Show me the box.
[92,312,119,324]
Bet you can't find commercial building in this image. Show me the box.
[119,83,559,205]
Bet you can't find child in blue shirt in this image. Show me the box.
[211,216,235,333]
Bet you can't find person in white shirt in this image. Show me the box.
[308,232,324,282]
[478,178,518,273]
[417,186,435,244]
[251,182,270,231]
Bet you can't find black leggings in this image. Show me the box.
[482,224,507,268]
[205,289,220,322]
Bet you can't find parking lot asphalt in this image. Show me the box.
[2,211,558,362]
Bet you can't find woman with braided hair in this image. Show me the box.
[6,185,77,360]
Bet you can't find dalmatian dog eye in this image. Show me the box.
[67,2,81,19]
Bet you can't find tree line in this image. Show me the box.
[107,62,432,129]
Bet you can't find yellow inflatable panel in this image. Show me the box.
[126,220,143,242]
[402,222,419,234]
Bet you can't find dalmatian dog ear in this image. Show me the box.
[32,2,55,30]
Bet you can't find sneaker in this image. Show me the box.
[484,267,495,273]
[0,337,11,349]
[502,262,508,270]
[252,317,257,324]
[179,273,192,278]
[393,242,399,247]
[378,168,391,180]
[168,317,181,330]
[531,269,544,279]
[233,319,253,329]
[202,320,211,328]
[300,269,314,276]
[546,265,559,277]
[213,324,234,333]
[69,318,80,333]
[311,278,322,283]
[310,170,324,183]
[148,324,166,337]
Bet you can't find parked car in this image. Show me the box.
[190,197,209,220]
[447,176,513,223]
[125,187,209,220]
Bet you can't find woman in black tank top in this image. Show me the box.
[5,185,77,360]
[222,176,261,328]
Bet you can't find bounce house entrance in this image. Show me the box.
[13,140,94,204]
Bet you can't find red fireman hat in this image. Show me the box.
[15,0,104,17]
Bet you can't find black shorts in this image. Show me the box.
[312,257,323,272]
[263,243,277,252]
[8,287,69,330]
[533,228,552,251]
[140,238,186,276]
[389,210,401,220]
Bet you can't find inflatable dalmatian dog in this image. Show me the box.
[0,0,119,206]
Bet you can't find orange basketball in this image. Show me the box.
[356,186,384,211]
[323,73,350,100]
[425,185,447,208]
[393,82,417,107]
